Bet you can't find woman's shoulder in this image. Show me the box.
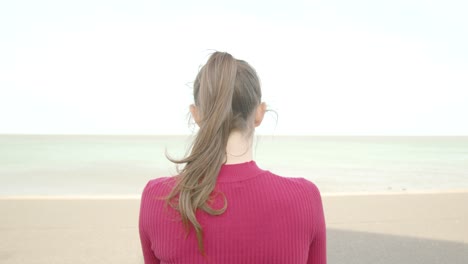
[291,176,322,195]
[264,172,323,198]
[141,176,177,197]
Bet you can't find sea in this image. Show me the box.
[1,135,467,196]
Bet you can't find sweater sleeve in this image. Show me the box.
[139,180,161,264]
[305,180,327,264]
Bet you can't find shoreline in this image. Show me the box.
[2,189,468,200]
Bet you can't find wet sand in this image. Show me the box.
[1,191,467,263]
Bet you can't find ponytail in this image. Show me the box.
[165,52,261,256]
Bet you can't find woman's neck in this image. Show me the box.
[225,130,253,164]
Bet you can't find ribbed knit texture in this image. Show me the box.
[139,161,326,264]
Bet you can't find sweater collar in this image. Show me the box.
[217,160,266,183]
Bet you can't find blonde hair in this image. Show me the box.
[165,52,262,256]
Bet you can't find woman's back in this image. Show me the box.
[139,52,326,263]
[139,161,326,264]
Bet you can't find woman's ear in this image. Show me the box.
[254,102,267,127]
[190,104,201,126]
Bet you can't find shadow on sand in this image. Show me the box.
[328,229,468,264]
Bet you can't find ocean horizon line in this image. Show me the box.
[1,133,468,138]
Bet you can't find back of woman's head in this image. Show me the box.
[165,51,262,256]
[193,52,262,134]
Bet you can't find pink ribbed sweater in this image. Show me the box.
[139,161,326,264]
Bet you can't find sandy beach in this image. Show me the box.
[1,191,467,264]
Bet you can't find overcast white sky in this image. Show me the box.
[1,0,467,135]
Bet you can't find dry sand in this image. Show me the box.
[1,191,467,264]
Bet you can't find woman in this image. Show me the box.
[139,52,326,263]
